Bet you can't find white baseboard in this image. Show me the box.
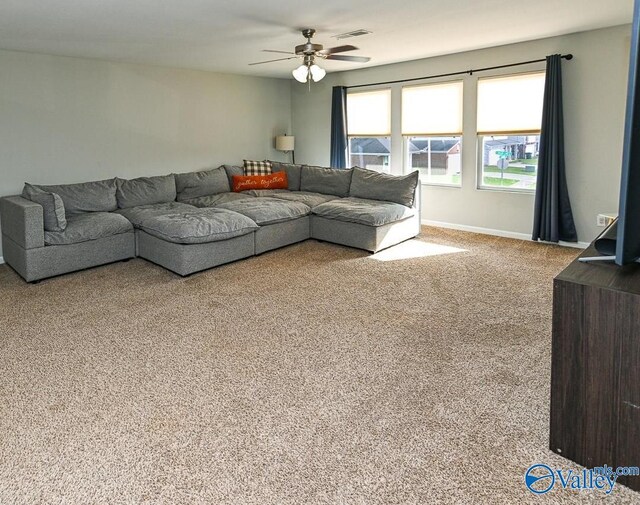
[421,220,589,249]
[0,256,4,265]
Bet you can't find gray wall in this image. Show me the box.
[0,49,292,256]
[291,25,631,244]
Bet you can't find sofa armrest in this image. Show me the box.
[0,195,45,249]
[413,183,422,214]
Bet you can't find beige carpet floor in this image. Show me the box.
[0,226,638,504]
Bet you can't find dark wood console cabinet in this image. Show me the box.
[550,243,640,492]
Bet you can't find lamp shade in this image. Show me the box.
[292,64,309,83]
[275,135,295,151]
[309,64,326,82]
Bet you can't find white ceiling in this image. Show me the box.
[0,0,633,78]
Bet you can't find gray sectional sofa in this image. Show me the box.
[0,163,421,282]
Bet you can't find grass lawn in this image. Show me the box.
[419,171,461,186]
[483,176,519,187]
[484,164,538,176]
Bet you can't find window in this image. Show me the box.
[402,81,463,186]
[478,135,540,190]
[406,136,462,185]
[476,72,545,191]
[347,89,391,172]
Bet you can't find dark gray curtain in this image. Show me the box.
[330,86,348,168]
[532,54,578,242]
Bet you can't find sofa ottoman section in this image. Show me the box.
[254,217,310,255]
[137,230,255,277]
[311,215,419,253]
[310,195,421,253]
[311,197,416,227]
[133,207,258,276]
[136,208,258,244]
[216,197,312,253]
[115,202,197,226]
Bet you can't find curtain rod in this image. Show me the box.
[344,54,573,89]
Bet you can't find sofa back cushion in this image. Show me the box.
[270,161,302,191]
[22,183,67,232]
[116,174,176,209]
[223,165,243,187]
[349,167,420,207]
[175,166,230,202]
[33,178,118,216]
[300,166,352,197]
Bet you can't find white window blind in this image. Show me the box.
[347,89,391,136]
[401,81,463,135]
[477,72,546,134]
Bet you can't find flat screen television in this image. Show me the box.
[584,0,640,265]
[616,0,640,265]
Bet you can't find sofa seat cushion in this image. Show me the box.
[312,197,416,227]
[268,191,339,208]
[217,197,310,226]
[44,212,133,246]
[137,208,258,244]
[182,192,255,208]
[115,202,196,227]
[243,189,289,197]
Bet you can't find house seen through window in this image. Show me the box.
[349,137,391,173]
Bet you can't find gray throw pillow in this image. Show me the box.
[223,165,244,188]
[300,165,353,197]
[174,166,230,201]
[270,161,302,191]
[116,174,177,209]
[22,183,67,232]
[349,167,420,207]
[34,178,117,216]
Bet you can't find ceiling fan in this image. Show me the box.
[249,28,371,83]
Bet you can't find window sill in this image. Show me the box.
[421,182,462,189]
[476,186,535,195]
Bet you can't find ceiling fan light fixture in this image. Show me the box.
[292,64,309,83]
[309,64,326,82]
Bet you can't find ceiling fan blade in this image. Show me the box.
[262,49,295,55]
[318,44,358,55]
[325,54,371,63]
[249,56,298,66]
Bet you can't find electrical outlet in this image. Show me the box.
[597,214,616,227]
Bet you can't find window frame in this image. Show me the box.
[400,79,464,187]
[475,70,545,193]
[476,133,541,193]
[404,135,463,188]
[345,87,392,172]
